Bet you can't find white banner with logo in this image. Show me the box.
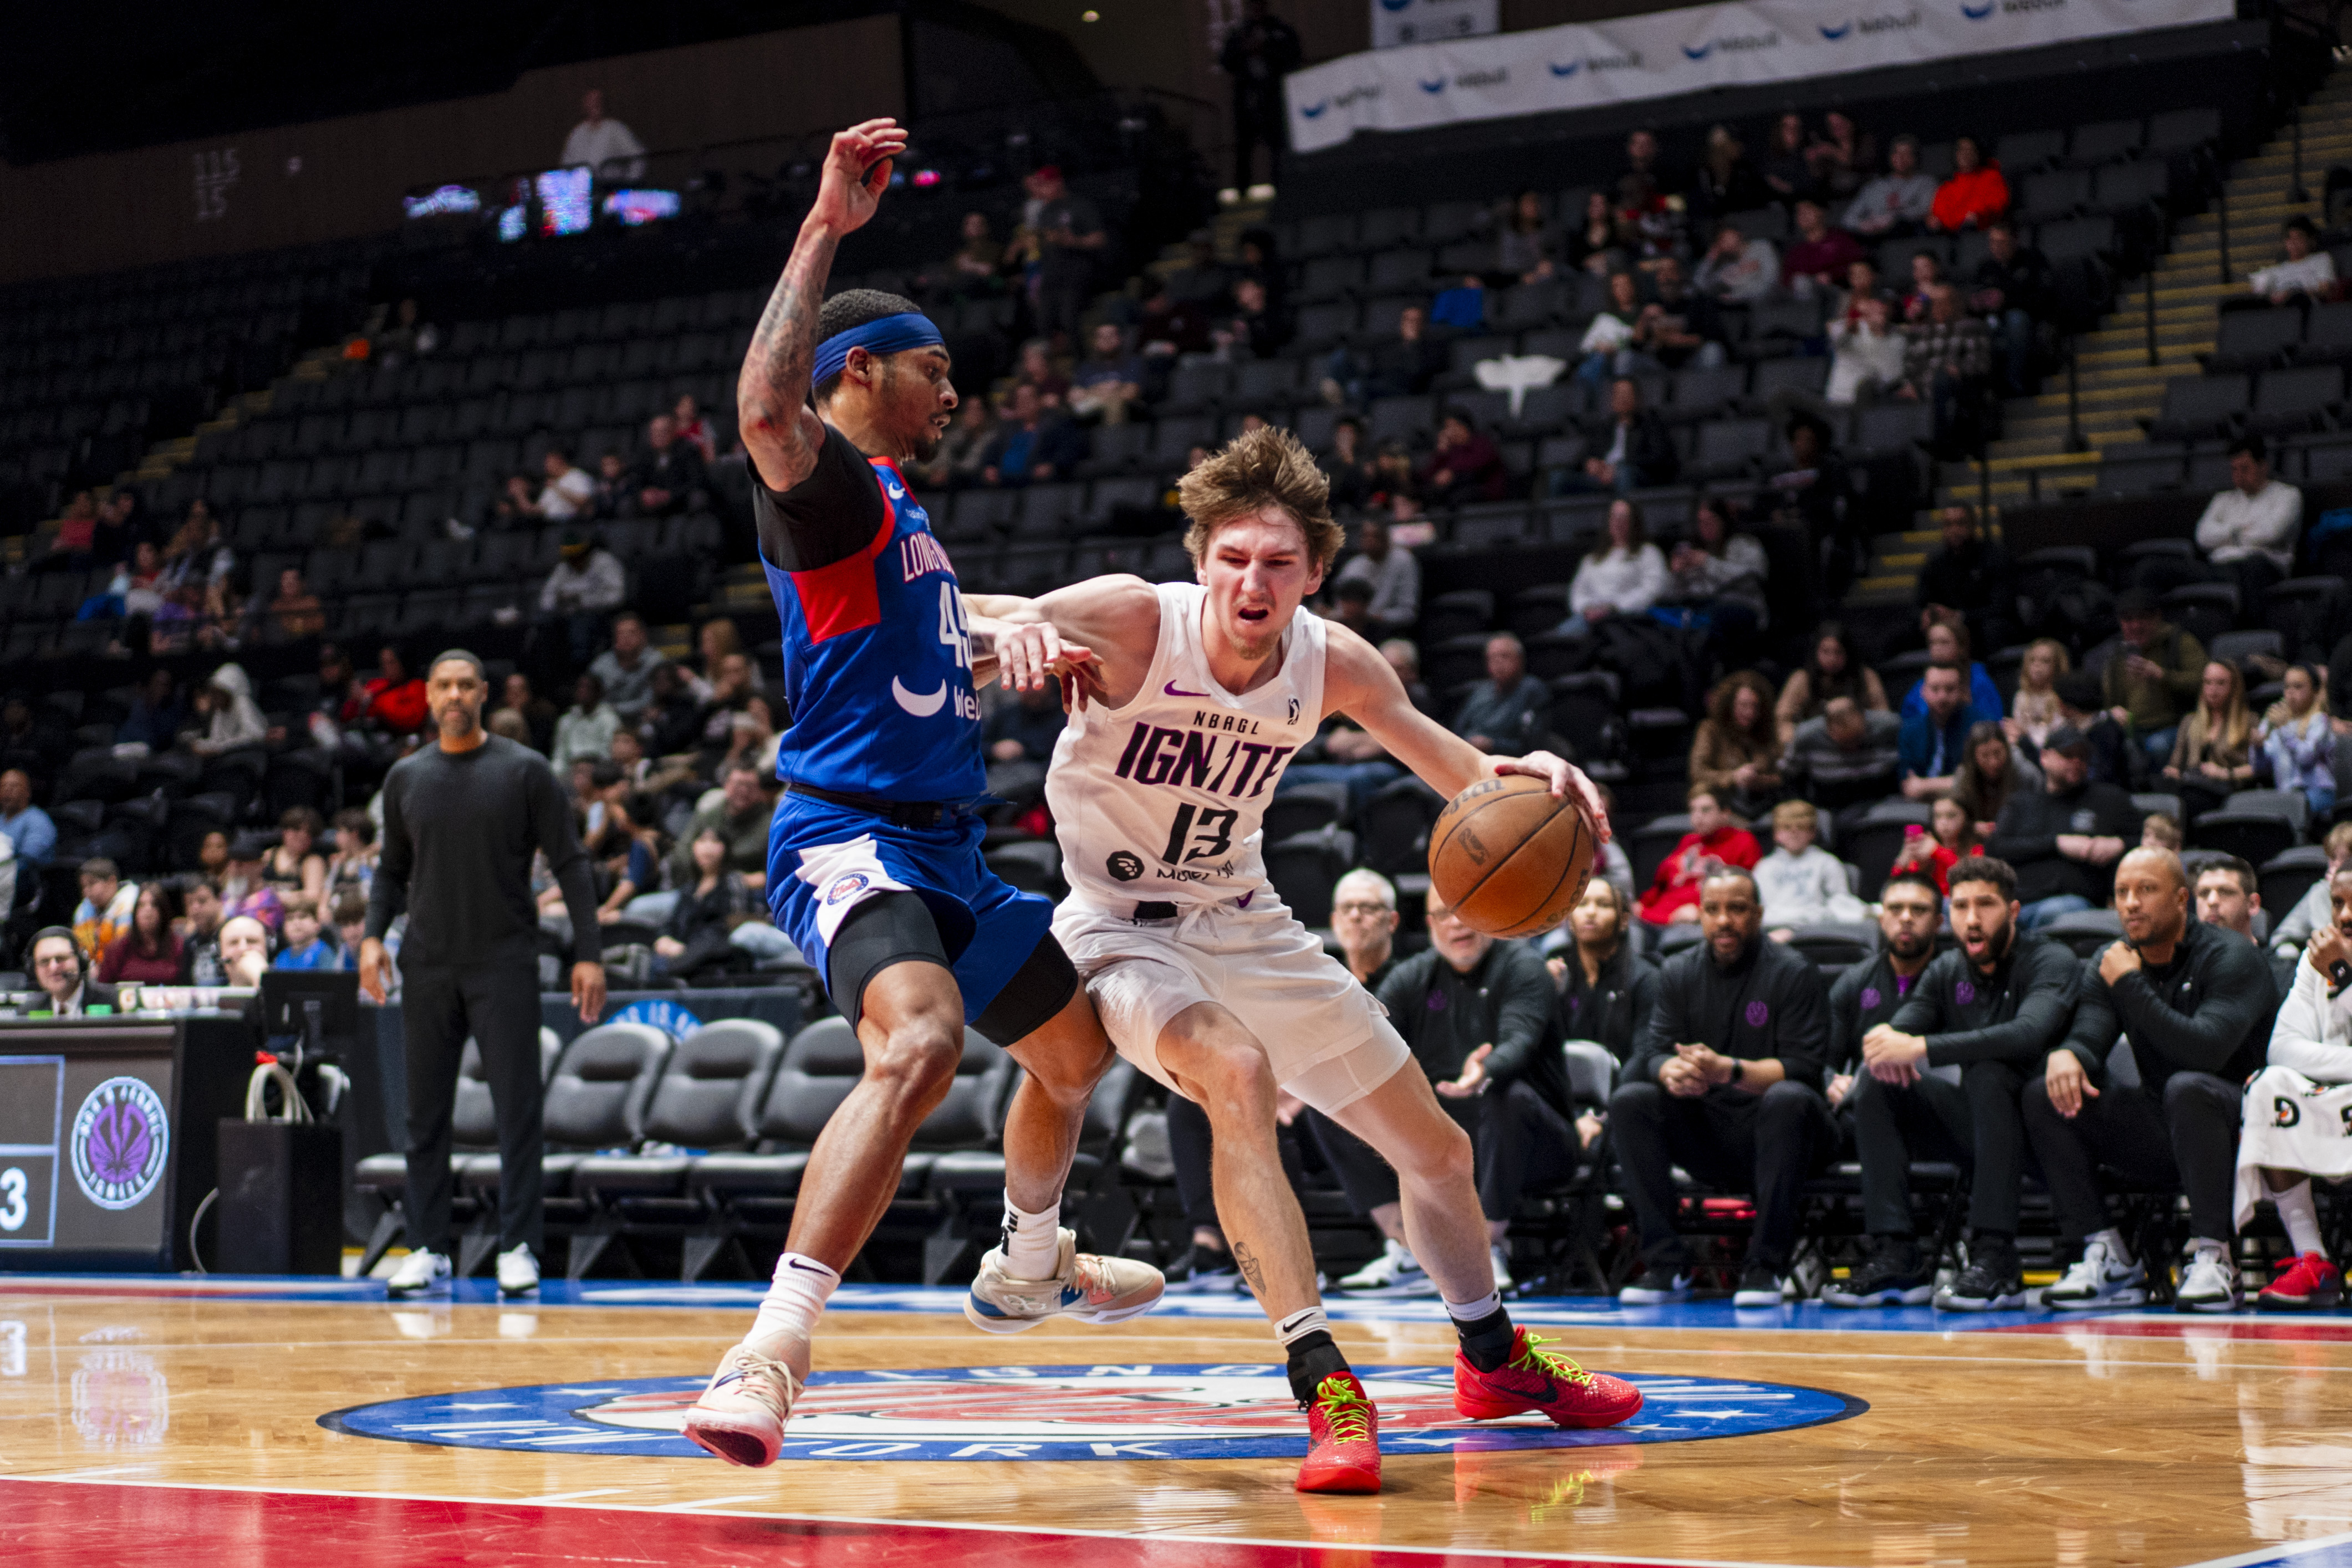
[1372,0,1502,49]
[1292,0,2236,152]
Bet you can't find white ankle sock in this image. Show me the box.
[2275,1182,2329,1258]
[1445,1290,1503,1324]
[749,1253,839,1376]
[1000,1198,1063,1279]
[1275,1306,1330,1348]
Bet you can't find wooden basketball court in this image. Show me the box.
[3,1275,2350,1566]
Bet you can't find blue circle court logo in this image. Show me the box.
[321,1363,1863,1461]
[71,1076,170,1211]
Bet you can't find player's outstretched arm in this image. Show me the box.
[738,118,906,493]
[966,577,1163,709]
[1323,622,1612,841]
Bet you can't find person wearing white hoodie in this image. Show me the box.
[2235,863,2352,1309]
[1756,799,1869,934]
[1559,497,1668,639]
[186,662,267,757]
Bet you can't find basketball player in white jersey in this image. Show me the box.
[973,427,1644,1494]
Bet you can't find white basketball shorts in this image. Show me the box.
[2234,1064,2352,1230]
[1050,894,1410,1115]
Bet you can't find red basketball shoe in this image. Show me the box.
[1454,1327,1644,1428]
[1295,1371,1381,1494]
[2257,1252,2345,1311]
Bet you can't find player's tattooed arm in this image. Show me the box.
[965,579,1157,709]
[738,118,906,492]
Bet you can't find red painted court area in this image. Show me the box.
[0,1480,1613,1568]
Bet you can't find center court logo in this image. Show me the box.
[322,1364,1865,1461]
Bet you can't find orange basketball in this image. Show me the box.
[1426,774,1597,939]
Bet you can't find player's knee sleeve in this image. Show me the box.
[971,931,1079,1048]
[828,891,953,1032]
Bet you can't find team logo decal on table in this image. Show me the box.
[70,1076,170,1211]
[322,1364,1864,1460]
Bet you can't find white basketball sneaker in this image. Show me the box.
[963,1228,1166,1335]
[681,1343,803,1468]
[385,1249,451,1299]
[2174,1242,2242,1314]
[1336,1238,1434,1296]
[496,1244,540,1298]
[2043,1231,2149,1310]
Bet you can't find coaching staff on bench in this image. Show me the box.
[363,651,606,1301]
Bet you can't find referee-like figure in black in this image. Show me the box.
[361,650,605,1298]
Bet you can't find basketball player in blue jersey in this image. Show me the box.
[682,118,1161,1469]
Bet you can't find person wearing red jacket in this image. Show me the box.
[1639,783,1763,926]
[359,645,429,733]
[1929,137,2008,233]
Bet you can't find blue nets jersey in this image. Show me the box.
[752,423,986,803]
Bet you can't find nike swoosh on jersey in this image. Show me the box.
[892,677,948,717]
[1164,681,1208,697]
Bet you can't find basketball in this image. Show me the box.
[1427,774,1596,938]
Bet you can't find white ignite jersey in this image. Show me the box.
[1049,581,1326,910]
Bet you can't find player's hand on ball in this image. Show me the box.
[1491,752,1611,842]
[813,118,907,233]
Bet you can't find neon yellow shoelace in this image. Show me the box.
[1314,1376,1374,1443]
[1511,1331,1594,1387]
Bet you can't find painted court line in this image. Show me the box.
[2180,1531,2352,1568]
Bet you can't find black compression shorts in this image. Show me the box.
[827,890,1077,1046]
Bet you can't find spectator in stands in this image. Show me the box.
[1759,112,1817,205]
[2003,637,2069,750]
[2028,848,2276,1312]
[626,414,706,517]
[1892,794,1981,893]
[1623,127,1682,197]
[2161,660,2257,824]
[1900,284,1993,441]
[1332,513,1419,640]
[116,669,183,752]
[982,681,1066,806]
[553,673,620,769]
[1069,323,1146,426]
[90,492,136,569]
[979,384,1085,487]
[1136,278,1214,359]
[1451,632,1549,753]
[95,882,180,985]
[1987,720,2137,930]
[334,892,370,973]
[673,394,717,464]
[1915,504,2016,657]
[325,808,378,903]
[1900,250,1945,321]
[1561,497,1669,640]
[1011,338,1072,409]
[215,912,272,987]
[1494,189,1558,283]
[1931,135,2008,232]
[1318,417,1376,513]
[2185,436,2303,605]
[1970,219,2054,396]
[1614,865,1836,1305]
[176,879,226,985]
[2105,588,2207,764]
[1764,415,1849,572]
[274,894,337,970]
[1664,495,1769,664]
[1694,222,1779,304]
[538,528,629,667]
[1575,270,1650,385]
[1822,295,1908,408]
[1028,165,1105,345]
[1548,191,1617,278]
[351,646,427,738]
[1633,257,1725,370]
[1691,124,1767,226]
[2275,821,2352,957]
[1845,134,1938,237]
[1613,171,1684,267]
[1324,304,1446,405]
[72,857,138,962]
[636,663,705,761]
[588,612,667,723]
[2195,857,2267,947]
[1428,271,1486,332]
[1417,411,1506,505]
[1782,696,1904,824]
[2249,217,2338,305]
[493,672,558,755]
[1839,854,2079,1311]
[373,298,436,367]
[267,566,325,641]
[645,828,757,980]
[28,929,113,1016]
[185,663,267,757]
[1573,378,1680,494]
[561,88,645,181]
[264,808,328,902]
[42,490,99,573]
[1899,661,1976,801]
[1901,615,2003,725]
[1639,784,1762,927]
[1951,722,2039,839]
[1780,200,1866,294]
[2260,662,2336,818]
[1757,799,1868,933]
[516,448,596,522]
[0,769,51,884]
[1814,113,1889,197]
[1690,672,1783,819]
[2055,668,2139,788]
[1548,879,1655,1065]
[667,763,773,894]
[1776,623,1890,744]
[1220,0,1300,193]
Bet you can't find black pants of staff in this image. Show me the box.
[1850,1060,2032,1238]
[2021,1068,2239,1247]
[1608,1078,1839,1273]
[1164,1091,1311,1234]
[401,961,545,1257]
[1307,1092,1479,1218]
[1233,97,1284,188]
[1309,1082,1581,1225]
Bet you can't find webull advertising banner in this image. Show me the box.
[1287,0,2238,152]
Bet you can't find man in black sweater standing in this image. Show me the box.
[2025,848,2277,1314]
[1986,721,2140,933]
[363,651,606,1300]
[1829,856,2080,1312]
[1611,867,1835,1307]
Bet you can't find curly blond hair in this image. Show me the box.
[1177,425,1343,574]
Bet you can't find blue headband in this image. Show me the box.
[811,313,944,390]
